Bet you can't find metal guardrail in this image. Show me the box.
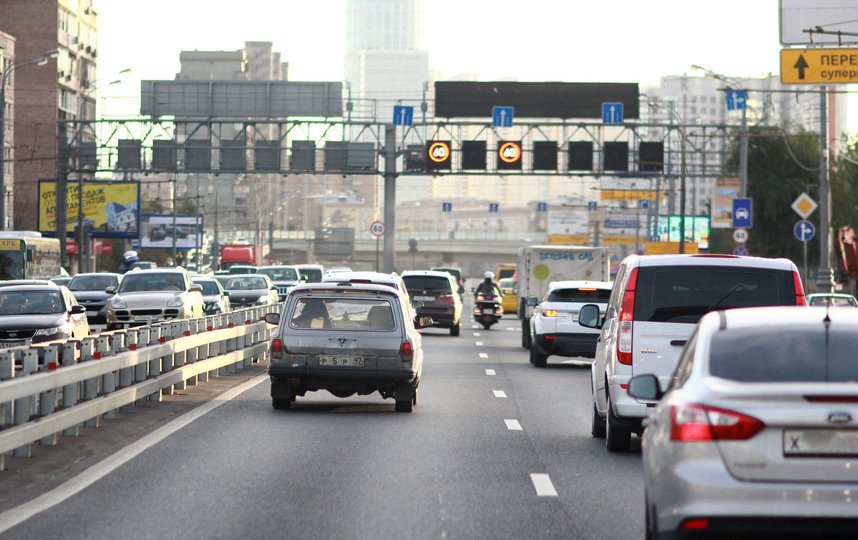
[0,308,272,471]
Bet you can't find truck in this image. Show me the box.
[516,245,611,349]
[219,243,259,270]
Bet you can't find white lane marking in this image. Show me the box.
[471,325,480,329]
[530,474,558,497]
[475,341,484,346]
[485,369,496,376]
[478,353,488,359]
[473,332,481,337]
[493,390,507,398]
[0,374,268,534]
[505,419,523,431]
[507,327,515,331]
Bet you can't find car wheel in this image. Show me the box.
[591,401,606,438]
[450,323,460,336]
[521,320,529,348]
[645,495,658,540]
[530,347,547,368]
[395,397,413,413]
[605,394,632,452]
[412,387,419,407]
[272,397,292,410]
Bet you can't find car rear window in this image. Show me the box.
[403,276,451,292]
[808,296,857,307]
[289,297,396,331]
[547,288,610,303]
[634,266,795,324]
[299,268,323,283]
[710,327,858,383]
[259,267,298,281]
[69,275,118,291]
[195,281,221,295]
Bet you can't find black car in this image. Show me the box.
[192,276,231,314]
[220,274,279,308]
[0,284,89,346]
[67,272,121,324]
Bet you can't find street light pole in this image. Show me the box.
[0,48,59,230]
[738,104,748,198]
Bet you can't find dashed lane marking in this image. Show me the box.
[475,341,484,346]
[493,390,507,398]
[473,332,481,337]
[504,419,523,431]
[479,353,488,358]
[485,369,496,376]
[530,474,558,497]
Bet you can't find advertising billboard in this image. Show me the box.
[656,215,710,250]
[711,177,740,229]
[38,180,140,238]
[141,215,203,250]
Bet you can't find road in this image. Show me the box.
[0,315,644,539]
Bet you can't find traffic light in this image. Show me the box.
[532,141,558,170]
[568,141,593,171]
[404,144,425,172]
[497,140,522,170]
[408,238,418,252]
[603,142,629,172]
[426,140,452,170]
[638,142,664,172]
[462,140,487,170]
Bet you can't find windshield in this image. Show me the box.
[258,267,298,281]
[69,275,119,291]
[194,280,222,295]
[0,251,24,280]
[0,290,63,315]
[225,277,269,290]
[118,273,185,293]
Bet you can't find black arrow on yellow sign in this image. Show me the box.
[794,54,809,80]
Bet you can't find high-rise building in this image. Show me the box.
[0,0,98,231]
[0,32,16,230]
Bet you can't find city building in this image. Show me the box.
[0,31,15,230]
[0,0,98,231]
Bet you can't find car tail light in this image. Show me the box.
[400,340,413,361]
[792,271,807,306]
[680,518,710,531]
[670,403,764,442]
[541,309,557,317]
[617,268,638,366]
[440,293,456,304]
[271,337,283,359]
[476,294,486,302]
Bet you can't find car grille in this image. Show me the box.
[0,329,36,339]
[131,309,163,316]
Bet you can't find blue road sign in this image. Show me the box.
[588,201,598,212]
[602,102,624,124]
[392,105,414,126]
[794,220,816,242]
[488,203,499,213]
[492,106,514,127]
[733,245,749,256]
[537,202,548,212]
[441,202,452,213]
[732,197,753,228]
[726,90,747,111]
[638,199,649,210]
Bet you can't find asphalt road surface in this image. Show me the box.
[0,314,644,540]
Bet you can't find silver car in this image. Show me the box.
[106,268,204,329]
[264,283,429,412]
[628,306,858,539]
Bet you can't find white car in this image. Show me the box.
[527,280,612,367]
[629,307,858,539]
[579,254,806,452]
[106,268,204,329]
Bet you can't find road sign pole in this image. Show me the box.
[383,124,396,273]
[804,239,809,293]
[739,104,748,198]
[816,85,833,293]
[375,236,380,272]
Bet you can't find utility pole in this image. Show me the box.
[56,124,69,269]
[382,124,396,273]
[816,85,832,293]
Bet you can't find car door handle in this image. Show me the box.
[670,340,687,346]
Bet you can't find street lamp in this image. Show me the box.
[0,47,60,230]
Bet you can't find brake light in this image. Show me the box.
[680,518,710,531]
[400,340,413,360]
[476,294,486,302]
[617,268,638,366]
[792,271,807,306]
[670,403,764,442]
[440,293,455,304]
[541,309,557,317]
[271,337,283,358]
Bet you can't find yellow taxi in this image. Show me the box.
[498,277,518,314]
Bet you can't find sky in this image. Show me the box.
[94,0,858,132]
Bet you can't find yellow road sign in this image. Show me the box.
[781,48,858,84]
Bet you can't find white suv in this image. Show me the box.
[578,254,806,452]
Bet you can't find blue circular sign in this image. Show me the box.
[794,220,815,242]
[733,245,749,256]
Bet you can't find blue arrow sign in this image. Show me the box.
[537,202,548,212]
[638,199,649,210]
[602,102,624,124]
[588,201,598,212]
[488,203,500,213]
[726,90,747,111]
[441,202,452,213]
[732,198,753,228]
[492,106,514,128]
[794,220,815,242]
[392,105,414,126]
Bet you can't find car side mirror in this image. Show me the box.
[271,285,278,291]
[627,374,664,402]
[105,286,116,294]
[70,304,87,315]
[526,296,539,307]
[223,291,230,297]
[264,312,280,325]
[578,304,603,329]
[190,284,203,293]
[458,285,465,295]
[412,300,424,309]
[417,315,433,328]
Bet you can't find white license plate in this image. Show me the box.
[784,429,858,456]
[318,355,365,367]
[482,308,493,314]
[414,296,434,302]
[0,341,25,349]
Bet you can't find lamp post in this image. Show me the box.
[0,48,59,230]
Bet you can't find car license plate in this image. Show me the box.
[482,308,492,315]
[414,296,434,302]
[783,429,858,457]
[318,355,365,367]
[0,340,25,349]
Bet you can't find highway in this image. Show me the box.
[0,314,644,539]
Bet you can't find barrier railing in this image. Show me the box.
[0,307,273,471]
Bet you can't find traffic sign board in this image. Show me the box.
[537,202,548,212]
[441,202,452,213]
[638,199,648,210]
[794,220,815,242]
[370,221,385,237]
[791,193,818,219]
[733,228,749,244]
[726,90,747,111]
[492,106,514,127]
[488,203,499,213]
[602,102,623,124]
[733,245,749,256]
[392,105,414,126]
[588,201,598,212]
[780,48,858,84]
[732,198,753,228]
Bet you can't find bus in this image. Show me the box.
[0,232,62,280]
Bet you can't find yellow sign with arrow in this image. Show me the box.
[780,49,858,84]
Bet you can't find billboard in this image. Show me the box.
[656,215,710,250]
[141,215,203,250]
[711,177,740,229]
[39,180,140,238]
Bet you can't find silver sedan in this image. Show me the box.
[628,306,858,539]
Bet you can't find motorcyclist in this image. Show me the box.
[475,271,501,297]
[118,250,139,274]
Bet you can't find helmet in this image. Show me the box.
[484,271,494,279]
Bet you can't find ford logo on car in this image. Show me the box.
[827,411,853,425]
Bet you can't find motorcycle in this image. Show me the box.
[473,292,503,330]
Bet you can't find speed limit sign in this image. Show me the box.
[370,221,385,237]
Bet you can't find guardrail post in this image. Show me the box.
[147,325,161,402]
[218,314,230,377]
[244,310,254,367]
[116,331,132,390]
[80,337,99,428]
[173,321,186,391]
[61,341,79,437]
[161,323,175,396]
[13,350,38,458]
[229,312,241,373]
[38,345,61,446]
[186,320,198,386]
[97,336,117,420]
[0,350,13,430]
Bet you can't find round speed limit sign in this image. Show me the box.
[370,221,385,237]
